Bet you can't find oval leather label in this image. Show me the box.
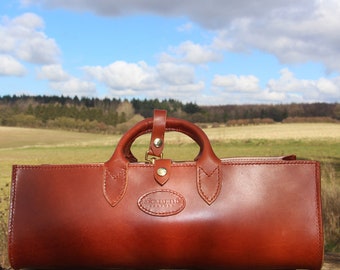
[138,189,186,217]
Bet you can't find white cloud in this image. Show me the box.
[11,10,44,28]
[49,78,96,97]
[83,60,204,100]
[13,1,340,104]
[0,54,26,76]
[212,74,260,92]
[212,0,340,72]
[37,64,96,96]
[24,0,340,72]
[0,13,60,64]
[264,69,340,103]
[266,69,314,93]
[176,41,222,64]
[210,69,340,104]
[83,61,157,91]
[162,41,222,65]
[257,90,287,103]
[37,64,70,81]
[316,78,338,95]
[157,62,195,85]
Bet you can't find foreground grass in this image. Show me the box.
[0,124,339,267]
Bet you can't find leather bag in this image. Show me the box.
[8,110,324,269]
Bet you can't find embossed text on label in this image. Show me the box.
[138,189,185,217]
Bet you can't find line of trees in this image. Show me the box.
[0,95,339,133]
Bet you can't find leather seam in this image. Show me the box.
[9,166,17,268]
[314,163,323,266]
[223,161,318,166]
[128,163,196,168]
[128,161,318,167]
[12,164,103,170]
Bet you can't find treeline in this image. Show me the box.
[200,103,340,123]
[0,95,339,133]
[0,95,134,133]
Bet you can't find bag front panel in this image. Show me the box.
[9,160,323,269]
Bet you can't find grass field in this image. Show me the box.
[0,123,339,267]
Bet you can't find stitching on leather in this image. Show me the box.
[117,169,127,204]
[302,162,322,266]
[129,160,317,168]
[9,166,17,268]
[103,169,110,205]
[314,163,323,265]
[137,189,185,216]
[13,164,103,170]
[128,163,196,168]
[104,168,126,207]
[223,160,318,166]
[198,166,221,204]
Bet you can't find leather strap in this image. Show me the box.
[147,110,167,158]
[154,158,171,186]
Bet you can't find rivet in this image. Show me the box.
[157,167,167,177]
[153,138,163,148]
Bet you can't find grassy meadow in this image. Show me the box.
[0,123,339,266]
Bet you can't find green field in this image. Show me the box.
[1,123,339,183]
[0,123,339,266]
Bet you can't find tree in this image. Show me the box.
[333,103,340,120]
[183,102,201,114]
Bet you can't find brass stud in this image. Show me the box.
[153,138,163,148]
[157,167,167,177]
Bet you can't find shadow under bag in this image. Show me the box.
[8,109,324,269]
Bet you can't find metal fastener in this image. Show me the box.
[153,138,163,148]
[157,167,167,177]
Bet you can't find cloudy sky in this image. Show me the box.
[1,0,340,104]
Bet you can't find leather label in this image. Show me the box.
[138,189,185,217]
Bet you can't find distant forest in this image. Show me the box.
[0,95,339,133]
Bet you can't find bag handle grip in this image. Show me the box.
[104,112,221,207]
[121,117,216,161]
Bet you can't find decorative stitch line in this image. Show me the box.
[198,166,221,204]
[103,168,127,207]
[14,164,104,170]
[314,163,323,266]
[222,160,318,166]
[128,163,196,168]
[9,166,18,268]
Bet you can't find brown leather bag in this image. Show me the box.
[8,110,324,269]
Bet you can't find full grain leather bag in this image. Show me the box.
[8,110,323,269]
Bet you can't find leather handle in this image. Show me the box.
[109,116,219,166]
[104,113,221,206]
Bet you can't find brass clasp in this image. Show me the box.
[145,152,164,164]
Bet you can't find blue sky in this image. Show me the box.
[1,0,340,105]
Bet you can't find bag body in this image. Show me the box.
[8,110,324,269]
